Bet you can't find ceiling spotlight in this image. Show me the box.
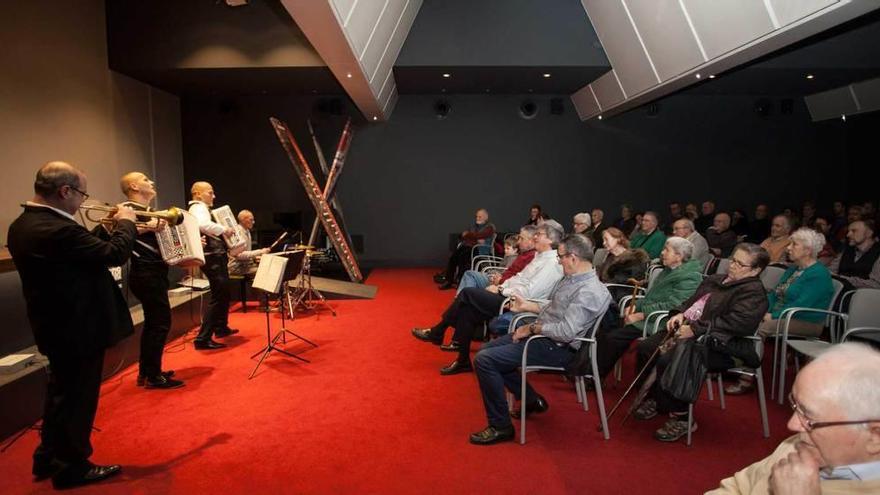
[841,114,846,121]
[708,75,716,79]
[441,88,446,93]
[806,74,815,80]
[598,115,603,120]
[696,73,702,79]
[485,89,490,93]
[372,116,378,121]
[346,73,352,78]
[442,73,451,78]
[542,73,551,78]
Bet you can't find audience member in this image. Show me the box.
[672,218,711,269]
[633,243,769,443]
[830,200,848,242]
[596,237,702,379]
[695,200,716,234]
[667,202,684,233]
[813,216,836,266]
[456,227,537,295]
[747,204,771,244]
[630,211,666,259]
[614,204,637,236]
[801,201,817,229]
[631,211,645,237]
[572,212,591,236]
[707,212,738,258]
[685,203,699,221]
[598,227,650,302]
[588,208,607,249]
[468,234,611,445]
[731,209,750,237]
[525,204,542,226]
[437,208,495,289]
[830,220,880,290]
[760,214,793,263]
[727,228,834,395]
[709,343,880,494]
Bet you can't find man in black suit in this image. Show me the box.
[7,161,138,489]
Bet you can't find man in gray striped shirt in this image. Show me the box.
[470,234,612,445]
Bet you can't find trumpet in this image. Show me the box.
[80,203,185,228]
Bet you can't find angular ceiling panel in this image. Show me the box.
[770,0,840,27]
[592,70,625,108]
[625,0,705,81]
[805,85,858,120]
[345,0,387,56]
[571,85,601,119]
[681,0,775,59]
[581,0,658,96]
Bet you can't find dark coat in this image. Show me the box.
[670,273,769,367]
[599,248,650,302]
[7,205,137,356]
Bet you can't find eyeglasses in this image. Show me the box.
[557,252,577,261]
[729,257,753,269]
[68,185,90,201]
[788,393,880,432]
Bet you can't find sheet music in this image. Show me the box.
[252,253,288,294]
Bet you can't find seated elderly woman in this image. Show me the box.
[726,227,834,395]
[572,212,591,237]
[595,237,703,379]
[632,243,770,443]
[598,227,650,304]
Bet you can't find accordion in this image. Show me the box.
[211,205,247,252]
[156,211,205,267]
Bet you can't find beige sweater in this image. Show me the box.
[707,435,880,494]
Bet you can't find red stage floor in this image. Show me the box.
[0,268,796,494]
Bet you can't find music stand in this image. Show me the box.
[249,250,317,379]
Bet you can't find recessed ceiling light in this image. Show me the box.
[696,73,702,79]
[708,75,716,79]
[806,74,815,80]
[441,88,446,93]
[485,89,490,93]
[542,73,551,78]
[346,73,352,78]
[598,115,603,120]
[442,73,451,78]
[528,88,533,93]
[372,116,378,121]
[841,114,846,121]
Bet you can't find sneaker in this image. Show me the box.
[654,416,697,442]
[633,398,658,421]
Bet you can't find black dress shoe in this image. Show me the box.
[440,342,461,352]
[193,339,226,350]
[33,458,65,480]
[469,425,515,445]
[510,395,550,419]
[433,273,447,283]
[136,370,175,387]
[214,328,240,338]
[411,328,441,345]
[440,360,472,375]
[52,464,121,490]
[438,282,456,290]
[143,375,185,389]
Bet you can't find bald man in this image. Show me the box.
[709,343,880,494]
[188,181,237,349]
[8,162,136,488]
[119,172,183,388]
[228,209,270,277]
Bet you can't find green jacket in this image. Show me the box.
[630,229,666,259]
[767,262,834,323]
[632,259,703,333]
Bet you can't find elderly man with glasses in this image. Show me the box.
[709,343,880,494]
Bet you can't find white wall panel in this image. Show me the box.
[345,0,386,57]
[581,0,658,96]
[330,0,357,24]
[625,0,704,81]
[682,0,775,59]
[769,0,839,27]
[592,70,625,108]
[368,0,420,94]
[570,85,601,119]
[362,0,404,79]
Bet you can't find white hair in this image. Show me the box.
[573,212,591,228]
[790,227,825,259]
[810,343,880,424]
[664,236,694,262]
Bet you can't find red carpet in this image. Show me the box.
[0,268,796,494]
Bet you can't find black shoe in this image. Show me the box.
[510,395,550,419]
[136,370,175,387]
[33,458,65,480]
[411,328,441,345]
[438,283,456,290]
[193,339,226,350]
[469,425,515,445]
[440,342,461,352]
[143,375,184,389]
[440,360,472,375]
[52,463,121,490]
[433,273,447,283]
[214,328,240,338]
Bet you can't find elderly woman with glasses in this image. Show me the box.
[632,243,771,443]
[572,212,592,236]
[727,228,835,395]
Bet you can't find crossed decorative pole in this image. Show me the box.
[269,117,363,283]
[306,118,352,248]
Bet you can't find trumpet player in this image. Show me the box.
[8,162,136,488]
[119,172,184,389]
[189,181,237,349]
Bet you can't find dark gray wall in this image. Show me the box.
[181,92,853,267]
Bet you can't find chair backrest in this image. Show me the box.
[760,265,786,291]
[848,288,880,329]
[715,258,731,275]
[593,248,608,270]
[647,264,663,289]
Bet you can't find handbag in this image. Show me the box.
[659,335,709,403]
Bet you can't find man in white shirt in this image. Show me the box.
[228,209,270,276]
[188,181,236,350]
[412,222,565,375]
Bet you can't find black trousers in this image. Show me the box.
[636,331,735,414]
[35,351,105,469]
[595,324,644,379]
[447,288,507,362]
[198,253,230,342]
[444,244,473,283]
[129,264,171,377]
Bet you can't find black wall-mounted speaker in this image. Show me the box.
[519,100,538,119]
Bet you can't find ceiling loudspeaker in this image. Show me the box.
[646,102,661,117]
[550,98,564,115]
[519,100,538,119]
[754,98,773,118]
[433,99,451,119]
